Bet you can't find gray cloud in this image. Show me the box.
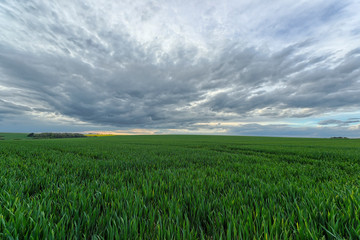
[204,43,360,116]
[0,99,31,116]
[318,118,360,127]
[0,0,360,135]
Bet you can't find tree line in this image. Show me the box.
[27,133,87,139]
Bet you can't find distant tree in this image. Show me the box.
[30,133,86,139]
[27,133,35,137]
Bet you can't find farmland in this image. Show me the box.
[0,133,30,141]
[0,135,359,239]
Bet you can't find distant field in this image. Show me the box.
[0,135,359,239]
[0,132,30,140]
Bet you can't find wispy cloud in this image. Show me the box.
[318,118,360,127]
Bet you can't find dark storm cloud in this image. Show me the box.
[0,0,360,134]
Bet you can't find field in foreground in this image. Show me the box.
[0,135,359,239]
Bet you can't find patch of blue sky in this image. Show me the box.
[319,2,347,22]
[274,2,347,39]
[351,27,360,36]
[319,111,360,121]
[282,118,319,128]
[282,110,360,128]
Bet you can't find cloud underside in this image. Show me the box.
[0,0,360,135]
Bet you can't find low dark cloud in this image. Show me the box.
[318,118,360,127]
[0,99,31,116]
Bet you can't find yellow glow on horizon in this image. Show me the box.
[84,129,157,135]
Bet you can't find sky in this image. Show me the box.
[0,0,360,137]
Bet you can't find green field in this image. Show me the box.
[0,135,359,239]
[0,133,30,141]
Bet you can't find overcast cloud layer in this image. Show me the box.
[1,0,360,137]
